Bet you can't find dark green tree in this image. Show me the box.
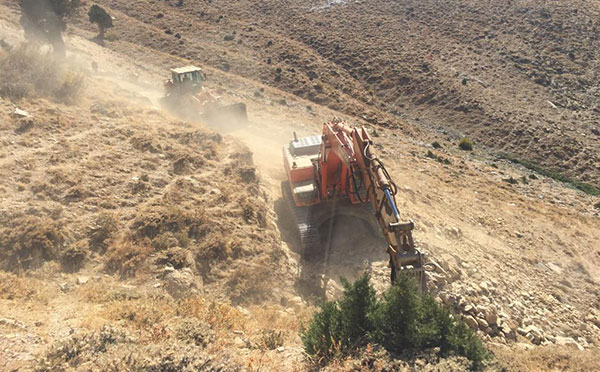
[19,0,80,57]
[88,5,113,43]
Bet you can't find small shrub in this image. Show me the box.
[503,176,518,185]
[432,141,442,149]
[56,70,85,103]
[459,137,474,151]
[224,34,234,41]
[594,201,600,210]
[0,216,63,271]
[278,98,287,105]
[89,213,119,251]
[60,241,87,272]
[426,150,451,165]
[104,239,152,278]
[176,318,214,347]
[521,175,529,185]
[301,274,377,362]
[301,274,489,369]
[258,330,284,350]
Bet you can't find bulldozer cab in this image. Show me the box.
[170,66,205,93]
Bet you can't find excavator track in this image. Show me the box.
[281,181,321,259]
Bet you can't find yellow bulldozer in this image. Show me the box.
[160,66,248,129]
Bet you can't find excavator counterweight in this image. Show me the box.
[282,118,426,289]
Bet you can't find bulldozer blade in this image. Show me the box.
[201,102,248,130]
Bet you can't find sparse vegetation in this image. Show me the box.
[498,153,600,196]
[104,239,152,278]
[503,176,518,185]
[459,137,474,151]
[426,150,451,165]
[258,330,284,350]
[0,44,84,102]
[0,215,63,272]
[89,213,119,251]
[301,273,489,369]
[432,141,442,149]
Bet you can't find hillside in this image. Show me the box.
[72,0,600,190]
[0,1,600,371]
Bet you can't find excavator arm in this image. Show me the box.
[320,119,426,289]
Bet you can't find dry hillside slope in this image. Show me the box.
[67,0,600,189]
[0,1,599,371]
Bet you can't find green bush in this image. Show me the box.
[301,274,375,361]
[459,137,474,151]
[301,273,489,370]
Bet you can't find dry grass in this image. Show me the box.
[0,271,48,303]
[0,44,84,103]
[494,345,599,371]
[104,238,152,278]
[179,297,245,332]
[0,215,64,272]
[89,212,119,251]
[102,296,177,332]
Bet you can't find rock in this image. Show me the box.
[288,296,303,308]
[164,268,201,299]
[546,262,563,274]
[276,346,285,352]
[485,310,498,325]
[237,306,250,316]
[555,336,584,351]
[234,336,246,348]
[163,265,175,273]
[464,315,478,329]
[520,325,543,345]
[501,323,516,340]
[476,317,489,329]
[479,281,490,293]
[515,342,534,351]
[13,107,30,118]
[464,304,474,313]
[585,314,600,329]
[76,276,89,285]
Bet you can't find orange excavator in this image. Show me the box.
[282,117,426,288]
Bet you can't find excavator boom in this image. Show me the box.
[283,118,426,288]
